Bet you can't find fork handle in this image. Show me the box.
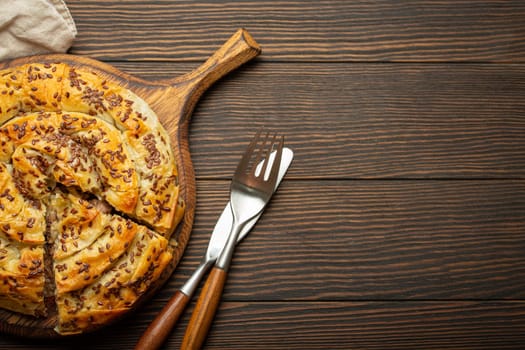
[180,267,227,350]
[135,290,190,350]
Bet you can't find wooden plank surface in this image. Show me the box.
[0,0,524,349]
[148,301,525,350]
[5,302,525,349]
[65,0,525,62]
[182,180,525,301]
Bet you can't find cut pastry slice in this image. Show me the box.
[49,190,136,294]
[0,237,45,316]
[50,190,172,334]
[0,162,46,316]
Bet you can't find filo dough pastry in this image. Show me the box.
[0,62,184,334]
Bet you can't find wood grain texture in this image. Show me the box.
[164,301,525,350]
[166,302,525,350]
[168,180,525,301]
[3,302,524,349]
[188,61,525,179]
[64,0,525,62]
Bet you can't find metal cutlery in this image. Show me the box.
[180,130,285,350]
[135,134,291,350]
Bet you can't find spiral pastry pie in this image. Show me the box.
[0,63,185,334]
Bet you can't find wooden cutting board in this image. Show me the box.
[0,28,261,338]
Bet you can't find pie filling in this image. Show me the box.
[0,63,185,334]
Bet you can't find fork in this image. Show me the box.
[180,130,284,350]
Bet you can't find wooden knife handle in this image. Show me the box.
[134,290,190,350]
[180,267,227,350]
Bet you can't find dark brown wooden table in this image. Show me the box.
[1,1,525,349]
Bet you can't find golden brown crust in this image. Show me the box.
[0,62,184,333]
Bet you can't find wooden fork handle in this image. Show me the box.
[180,267,227,350]
[134,290,190,350]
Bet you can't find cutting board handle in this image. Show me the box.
[164,28,261,121]
[173,28,261,88]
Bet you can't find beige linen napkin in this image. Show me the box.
[0,0,77,60]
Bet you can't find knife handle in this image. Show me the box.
[134,290,190,350]
[180,267,227,350]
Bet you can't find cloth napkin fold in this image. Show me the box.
[0,0,77,61]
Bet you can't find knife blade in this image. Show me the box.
[134,147,293,350]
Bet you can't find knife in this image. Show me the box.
[135,147,293,350]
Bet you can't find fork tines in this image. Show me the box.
[235,129,284,185]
